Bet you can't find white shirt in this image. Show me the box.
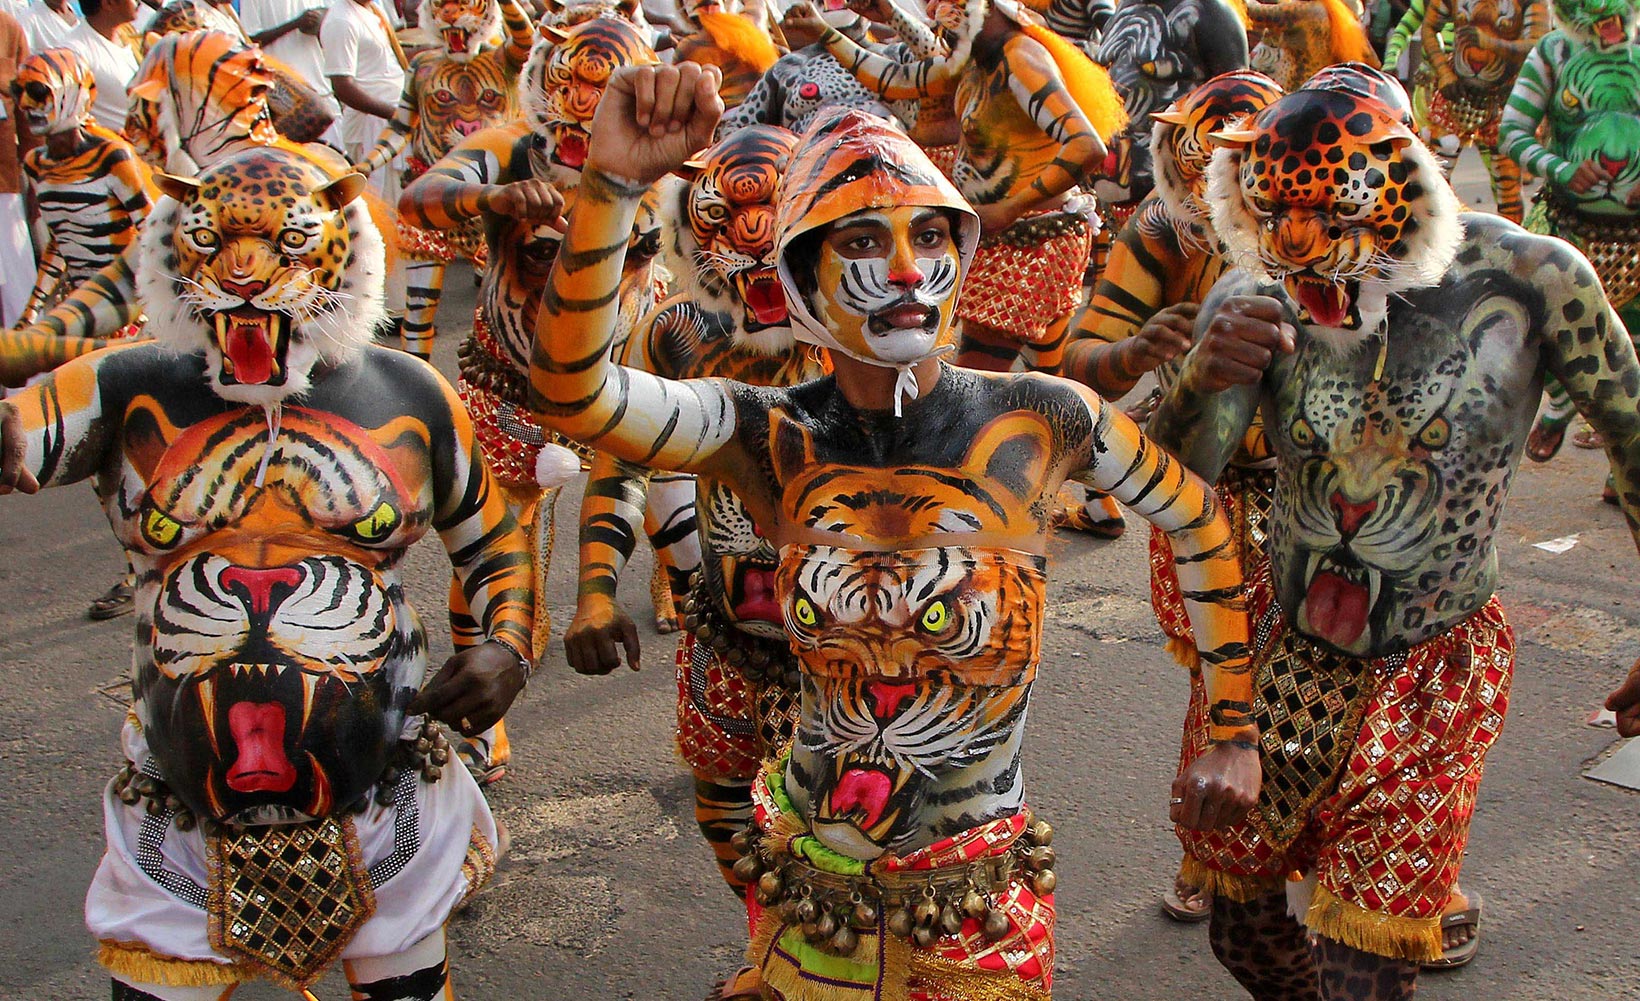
[61,21,139,132]
[240,0,338,113]
[15,0,76,51]
[320,0,404,150]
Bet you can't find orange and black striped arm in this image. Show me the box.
[1065,377,1254,743]
[817,25,958,101]
[19,242,66,326]
[429,373,536,663]
[1246,0,1323,26]
[574,447,655,603]
[529,168,740,476]
[995,33,1106,207]
[398,123,527,232]
[1421,0,1458,87]
[0,346,127,482]
[357,68,417,178]
[498,0,534,70]
[13,250,138,345]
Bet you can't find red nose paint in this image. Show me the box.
[219,565,304,615]
[1329,492,1377,536]
[866,681,919,718]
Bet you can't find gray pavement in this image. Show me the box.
[1,158,1636,999]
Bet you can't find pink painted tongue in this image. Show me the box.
[743,276,788,325]
[556,131,587,168]
[830,768,892,830]
[226,701,298,793]
[1295,282,1348,328]
[1305,571,1369,648]
[732,568,783,622]
[225,323,273,385]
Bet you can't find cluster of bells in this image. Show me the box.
[680,574,801,689]
[730,818,1058,956]
[110,721,455,834]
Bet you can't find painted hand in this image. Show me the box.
[1127,302,1198,374]
[1605,658,1640,737]
[1566,159,1612,195]
[586,62,725,187]
[1186,294,1295,393]
[1170,742,1261,830]
[485,178,567,225]
[0,405,38,495]
[410,640,528,737]
[781,2,832,40]
[564,595,642,675]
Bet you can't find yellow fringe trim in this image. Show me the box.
[1305,885,1443,963]
[1017,23,1129,142]
[1321,0,1379,65]
[698,10,779,73]
[1223,0,1248,27]
[1178,856,1285,904]
[1165,634,1201,672]
[97,941,242,988]
[909,953,1051,1001]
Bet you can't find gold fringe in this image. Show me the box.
[909,953,1050,1001]
[1304,885,1443,962]
[748,910,911,1001]
[1178,856,1284,904]
[1165,635,1200,672]
[97,941,242,988]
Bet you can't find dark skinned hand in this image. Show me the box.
[1605,658,1640,737]
[585,62,725,187]
[1566,159,1612,195]
[0,405,39,495]
[1125,302,1198,375]
[564,595,642,675]
[409,640,527,738]
[1184,294,1295,394]
[1171,742,1261,830]
[484,178,567,225]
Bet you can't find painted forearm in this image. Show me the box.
[17,252,136,343]
[1061,334,1147,397]
[822,26,952,101]
[22,244,65,322]
[1422,0,1454,79]
[360,99,413,177]
[1247,0,1312,27]
[530,168,738,472]
[1076,390,1254,742]
[0,348,118,484]
[400,144,503,229]
[500,0,534,68]
[575,449,650,600]
[885,0,942,58]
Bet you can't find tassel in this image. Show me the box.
[534,441,581,487]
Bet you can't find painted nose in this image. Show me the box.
[865,680,919,720]
[219,565,305,617]
[219,277,267,300]
[1330,491,1377,537]
[1272,213,1331,269]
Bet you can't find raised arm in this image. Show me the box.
[529,63,743,477]
[499,0,535,69]
[1421,0,1456,88]
[1383,0,1426,67]
[1000,33,1108,206]
[357,70,416,179]
[787,2,956,100]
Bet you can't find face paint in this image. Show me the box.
[810,207,961,367]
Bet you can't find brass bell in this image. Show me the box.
[145,798,163,816]
[961,890,987,918]
[830,926,858,955]
[1032,868,1057,895]
[794,897,819,924]
[732,854,762,883]
[377,784,397,806]
[430,747,450,765]
[887,907,915,938]
[940,905,964,936]
[913,898,939,927]
[695,624,713,642]
[414,737,432,754]
[422,764,443,782]
[730,827,754,855]
[1030,820,1053,846]
[758,871,784,898]
[851,901,878,928]
[118,785,141,806]
[912,925,936,948]
[1028,846,1056,870]
[802,920,823,942]
[815,912,838,938]
[982,908,1010,943]
[174,811,196,832]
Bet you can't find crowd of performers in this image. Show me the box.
[0,0,1638,995]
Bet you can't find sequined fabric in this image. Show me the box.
[957,214,1093,345]
[1428,88,1503,145]
[1531,193,1640,311]
[676,630,788,782]
[1150,466,1275,650]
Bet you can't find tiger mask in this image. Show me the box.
[665,124,800,352]
[420,0,503,60]
[520,15,658,187]
[1207,87,1461,343]
[1553,0,1638,49]
[136,147,388,408]
[125,31,282,174]
[1150,70,1284,242]
[12,48,96,137]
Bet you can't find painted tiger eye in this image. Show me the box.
[793,596,818,626]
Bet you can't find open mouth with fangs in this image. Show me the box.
[212,307,290,386]
[1596,14,1628,45]
[734,267,787,330]
[551,125,589,169]
[441,26,472,50]
[1284,273,1360,329]
[1298,554,1381,652]
[814,757,912,852]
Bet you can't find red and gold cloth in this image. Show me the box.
[1428,89,1504,146]
[676,630,762,782]
[1176,564,1514,962]
[747,765,1054,1001]
[956,212,1093,346]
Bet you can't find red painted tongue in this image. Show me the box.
[1598,15,1625,43]
[224,322,274,385]
[732,568,784,622]
[1295,281,1348,328]
[1305,571,1369,648]
[226,701,298,792]
[556,131,587,168]
[743,277,788,324]
[831,768,892,830]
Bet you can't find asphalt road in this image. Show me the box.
[1,158,1636,1000]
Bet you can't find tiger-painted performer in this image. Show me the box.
[400,12,659,783]
[1419,0,1548,222]
[787,0,1124,375]
[671,0,783,108]
[715,0,938,137]
[14,48,153,334]
[563,125,838,899]
[0,144,534,1001]
[1382,0,1449,148]
[1145,78,1640,999]
[1501,0,1640,487]
[355,0,534,360]
[531,65,1258,1001]
[1246,0,1379,91]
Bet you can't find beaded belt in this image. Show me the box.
[1542,192,1640,310]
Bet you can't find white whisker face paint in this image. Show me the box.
[813,207,962,367]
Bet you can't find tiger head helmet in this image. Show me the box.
[1206,86,1461,342]
[541,0,647,28]
[1553,0,1639,48]
[126,30,281,174]
[1151,70,1283,240]
[136,147,387,408]
[665,124,800,353]
[521,15,657,187]
[776,109,979,413]
[420,0,502,60]
[12,48,96,137]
